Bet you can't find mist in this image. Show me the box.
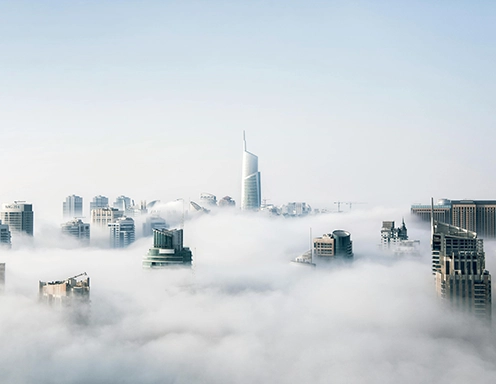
[1,208,495,384]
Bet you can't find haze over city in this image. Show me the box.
[1,1,496,383]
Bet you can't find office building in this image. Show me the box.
[412,199,496,238]
[200,193,217,206]
[0,220,11,248]
[109,217,135,248]
[381,219,408,248]
[241,132,261,211]
[39,272,90,307]
[313,230,353,258]
[63,195,83,218]
[113,195,132,212]
[143,228,192,268]
[433,220,492,320]
[143,215,168,237]
[89,195,109,211]
[61,219,90,244]
[1,202,34,236]
[91,207,124,227]
[218,196,235,207]
[281,202,312,217]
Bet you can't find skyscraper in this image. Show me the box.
[108,217,135,248]
[1,202,34,236]
[91,207,124,227]
[241,132,261,211]
[63,195,83,218]
[89,195,109,211]
[143,228,193,268]
[432,220,492,320]
[0,220,11,248]
[61,219,90,244]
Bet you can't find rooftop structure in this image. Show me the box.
[1,202,34,236]
[143,228,193,268]
[380,219,409,250]
[241,132,261,211]
[200,193,217,207]
[39,272,90,307]
[218,196,235,207]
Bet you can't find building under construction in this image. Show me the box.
[39,272,90,307]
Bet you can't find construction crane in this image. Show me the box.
[67,272,87,281]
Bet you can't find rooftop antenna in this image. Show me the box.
[243,130,247,151]
[430,197,435,243]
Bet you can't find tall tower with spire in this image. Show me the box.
[241,132,261,211]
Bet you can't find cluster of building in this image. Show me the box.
[380,219,420,256]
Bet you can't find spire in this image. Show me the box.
[243,131,247,151]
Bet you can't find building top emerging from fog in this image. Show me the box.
[241,132,261,211]
[313,230,353,259]
[143,228,192,268]
[63,195,83,218]
[1,202,34,236]
[412,198,496,238]
[61,218,90,244]
[432,219,492,320]
[0,220,12,248]
[39,272,90,307]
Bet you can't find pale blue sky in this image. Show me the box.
[1,1,495,217]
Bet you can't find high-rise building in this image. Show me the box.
[89,195,109,211]
[432,220,492,320]
[108,217,135,248]
[63,195,83,218]
[113,195,132,212]
[241,132,261,211]
[1,202,34,236]
[218,196,235,207]
[381,219,408,248]
[91,207,124,227]
[281,202,312,217]
[143,215,168,237]
[39,272,90,307]
[61,219,90,244]
[0,220,11,248]
[143,228,192,268]
[313,230,353,258]
[412,199,496,238]
[200,193,217,206]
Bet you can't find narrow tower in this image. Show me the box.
[241,132,261,210]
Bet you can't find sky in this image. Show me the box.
[1,2,496,382]
[1,1,496,216]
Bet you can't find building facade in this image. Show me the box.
[91,207,124,227]
[108,217,135,248]
[39,273,90,307]
[412,199,496,238]
[241,132,261,211]
[0,220,11,247]
[381,220,408,248]
[313,230,353,258]
[89,195,109,211]
[143,228,192,268]
[218,196,235,207]
[432,221,492,320]
[200,193,217,206]
[1,202,34,236]
[63,195,83,218]
[142,215,168,237]
[61,219,90,244]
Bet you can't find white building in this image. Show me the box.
[1,202,34,236]
[61,219,90,244]
[109,217,135,248]
[63,195,83,218]
[91,207,124,227]
[241,132,261,211]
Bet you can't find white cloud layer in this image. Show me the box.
[0,209,495,384]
